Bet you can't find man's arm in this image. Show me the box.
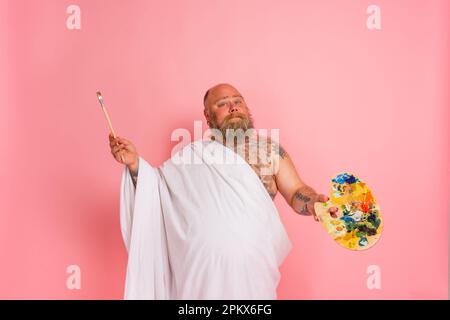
[271,142,328,220]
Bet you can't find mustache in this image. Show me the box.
[223,113,247,122]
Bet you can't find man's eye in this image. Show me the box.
[218,102,226,107]
[234,99,242,105]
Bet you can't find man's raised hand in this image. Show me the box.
[108,133,139,171]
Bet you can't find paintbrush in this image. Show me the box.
[96,91,125,163]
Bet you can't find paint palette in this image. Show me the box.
[314,173,383,251]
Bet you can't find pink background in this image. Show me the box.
[0,0,448,299]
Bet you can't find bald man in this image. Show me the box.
[112,83,331,220]
[110,83,336,299]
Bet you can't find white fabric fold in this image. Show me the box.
[120,139,292,299]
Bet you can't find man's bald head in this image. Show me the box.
[203,83,242,110]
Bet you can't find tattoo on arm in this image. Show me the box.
[292,186,315,215]
[294,192,310,203]
[130,168,138,188]
[271,142,287,159]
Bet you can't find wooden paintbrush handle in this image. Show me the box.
[101,106,125,163]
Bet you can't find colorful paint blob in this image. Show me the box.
[314,172,383,251]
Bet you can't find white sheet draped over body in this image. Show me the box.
[120,139,292,299]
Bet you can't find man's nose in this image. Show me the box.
[229,103,239,113]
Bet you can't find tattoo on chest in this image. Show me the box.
[242,138,284,200]
[227,136,287,200]
[252,165,278,199]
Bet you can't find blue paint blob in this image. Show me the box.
[341,216,355,223]
[359,237,368,247]
[332,173,360,185]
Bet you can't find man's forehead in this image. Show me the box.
[214,94,242,101]
[208,85,243,102]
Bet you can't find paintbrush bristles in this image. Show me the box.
[96,91,104,106]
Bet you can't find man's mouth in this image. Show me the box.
[220,114,248,128]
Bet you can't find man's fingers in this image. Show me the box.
[307,205,319,222]
[318,194,329,203]
[109,137,119,147]
[109,134,130,145]
[328,206,338,213]
[110,139,129,148]
[117,137,131,145]
[109,133,117,142]
[112,137,130,146]
[112,144,127,154]
[115,153,124,163]
[328,206,338,218]
[115,149,126,163]
[312,211,320,222]
[111,145,120,153]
